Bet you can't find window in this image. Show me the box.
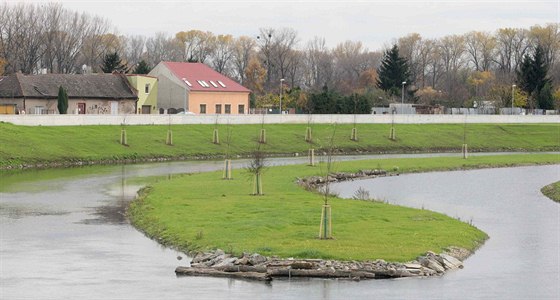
[217,80,226,87]
[183,78,192,87]
[200,80,210,88]
[209,80,218,87]
[225,104,231,114]
[200,104,206,114]
[145,83,150,94]
[238,104,245,114]
[215,104,222,114]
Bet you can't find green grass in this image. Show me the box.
[128,154,560,262]
[541,181,560,202]
[0,122,558,168]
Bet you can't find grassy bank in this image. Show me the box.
[0,122,558,169]
[541,181,560,202]
[128,154,559,262]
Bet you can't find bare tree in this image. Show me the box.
[438,34,467,103]
[332,40,373,93]
[210,34,234,75]
[495,28,528,75]
[145,32,182,66]
[257,27,299,89]
[123,34,146,68]
[0,3,48,74]
[78,16,113,72]
[303,36,334,91]
[464,31,496,71]
[398,33,423,87]
[175,30,215,63]
[232,35,256,84]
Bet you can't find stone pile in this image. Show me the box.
[176,248,468,282]
[298,169,388,188]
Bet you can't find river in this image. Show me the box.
[1,155,558,299]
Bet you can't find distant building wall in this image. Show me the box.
[127,75,158,114]
[1,114,558,126]
[149,63,187,112]
[15,98,136,114]
[189,91,250,114]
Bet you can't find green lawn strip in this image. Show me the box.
[541,181,560,202]
[128,154,559,262]
[1,122,558,168]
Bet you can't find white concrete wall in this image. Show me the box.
[0,114,558,126]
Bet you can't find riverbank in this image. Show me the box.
[1,122,558,169]
[128,154,559,266]
[541,181,560,202]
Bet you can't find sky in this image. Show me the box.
[10,0,560,51]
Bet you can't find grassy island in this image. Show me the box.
[128,154,559,262]
[541,181,560,202]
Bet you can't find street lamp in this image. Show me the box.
[401,81,407,114]
[511,84,516,115]
[280,78,285,114]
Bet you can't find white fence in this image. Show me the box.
[0,114,558,126]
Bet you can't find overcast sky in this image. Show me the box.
[13,0,560,51]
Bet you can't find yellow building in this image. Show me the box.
[127,75,158,114]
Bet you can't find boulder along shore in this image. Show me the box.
[176,247,471,282]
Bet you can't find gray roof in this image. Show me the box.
[0,73,138,100]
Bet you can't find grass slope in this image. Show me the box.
[541,181,560,202]
[1,122,558,168]
[128,154,559,262]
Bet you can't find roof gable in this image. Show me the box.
[161,62,251,93]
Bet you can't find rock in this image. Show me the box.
[444,246,472,261]
[235,257,249,265]
[424,258,445,273]
[404,263,422,269]
[440,253,463,269]
[213,257,237,269]
[249,253,267,266]
[290,261,316,270]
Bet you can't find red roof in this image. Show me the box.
[163,62,250,93]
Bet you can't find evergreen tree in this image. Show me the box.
[377,45,411,96]
[308,86,340,113]
[537,82,554,110]
[133,60,151,74]
[101,52,128,73]
[516,45,553,109]
[57,86,68,114]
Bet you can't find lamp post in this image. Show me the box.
[511,84,516,115]
[401,81,406,114]
[280,78,285,114]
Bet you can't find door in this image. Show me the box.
[141,105,151,114]
[0,104,15,114]
[110,101,119,115]
[77,103,86,114]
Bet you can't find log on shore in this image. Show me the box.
[267,268,376,279]
[215,265,268,273]
[175,266,271,281]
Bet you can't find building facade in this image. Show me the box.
[148,62,250,114]
[126,75,158,114]
[0,73,138,114]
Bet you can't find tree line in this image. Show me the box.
[1,2,558,110]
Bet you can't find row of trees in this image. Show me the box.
[1,2,559,109]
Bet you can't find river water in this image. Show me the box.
[1,156,559,299]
